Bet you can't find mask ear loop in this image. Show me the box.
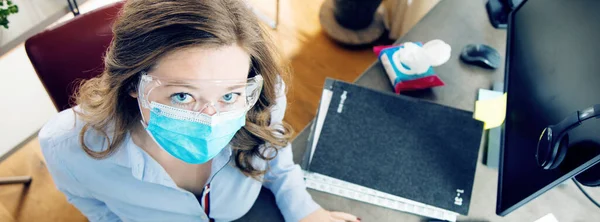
[138,102,149,128]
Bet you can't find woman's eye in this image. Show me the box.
[170,93,195,104]
[221,92,241,104]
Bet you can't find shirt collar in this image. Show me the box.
[110,132,234,189]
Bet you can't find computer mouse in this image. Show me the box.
[460,44,501,69]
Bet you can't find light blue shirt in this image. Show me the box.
[39,84,320,222]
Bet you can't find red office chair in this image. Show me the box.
[0,1,124,186]
[26,1,124,111]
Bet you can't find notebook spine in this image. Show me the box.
[302,78,336,169]
[304,171,458,222]
[301,119,316,170]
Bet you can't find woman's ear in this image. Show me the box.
[128,81,139,98]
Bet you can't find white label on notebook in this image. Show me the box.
[337,90,348,113]
[304,171,458,222]
[454,189,464,206]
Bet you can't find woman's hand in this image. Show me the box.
[300,208,360,222]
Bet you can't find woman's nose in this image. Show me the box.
[201,105,217,116]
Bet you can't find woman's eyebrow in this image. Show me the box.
[227,85,245,91]
[163,84,244,91]
[164,84,199,90]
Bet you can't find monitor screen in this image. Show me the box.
[498,0,600,216]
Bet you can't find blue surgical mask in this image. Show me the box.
[143,102,246,164]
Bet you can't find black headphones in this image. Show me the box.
[536,104,600,170]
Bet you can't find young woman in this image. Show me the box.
[39,0,358,221]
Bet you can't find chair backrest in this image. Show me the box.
[25,2,124,111]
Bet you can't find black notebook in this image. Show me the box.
[302,79,483,218]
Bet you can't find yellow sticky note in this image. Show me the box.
[474,93,507,129]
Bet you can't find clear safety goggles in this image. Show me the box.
[138,73,263,115]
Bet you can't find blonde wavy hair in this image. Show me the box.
[75,0,293,178]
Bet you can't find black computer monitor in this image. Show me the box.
[498,0,600,216]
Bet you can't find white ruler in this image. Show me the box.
[304,171,458,222]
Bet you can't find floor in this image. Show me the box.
[3,0,596,222]
[0,0,100,159]
[0,0,112,163]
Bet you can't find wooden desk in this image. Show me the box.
[240,0,600,221]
